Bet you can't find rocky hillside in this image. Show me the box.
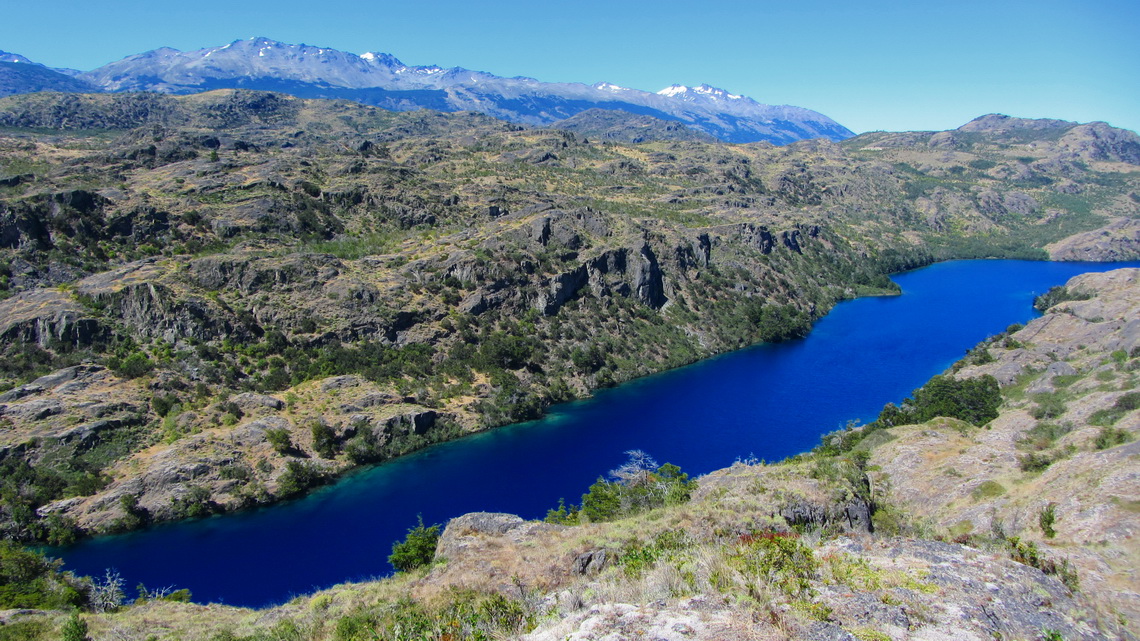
[548,108,718,144]
[0,91,1138,546]
[875,268,1140,627]
[4,269,1137,640]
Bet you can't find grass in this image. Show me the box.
[300,231,408,259]
[972,480,1007,500]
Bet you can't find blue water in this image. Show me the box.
[53,260,1140,606]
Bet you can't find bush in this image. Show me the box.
[388,516,441,572]
[151,393,180,418]
[731,533,818,597]
[549,452,696,524]
[60,613,90,641]
[1094,426,1131,450]
[276,460,327,499]
[265,428,293,454]
[109,352,154,379]
[1089,391,1140,426]
[907,375,1002,425]
[1018,447,1072,473]
[1033,285,1092,311]
[1029,393,1066,420]
[311,422,338,459]
[170,485,217,520]
[972,480,1006,500]
[1039,503,1057,538]
[0,542,84,610]
[863,376,1002,435]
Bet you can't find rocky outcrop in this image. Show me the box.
[187,253,342,294]
[778,496,874,533]
[0,289,105,347]
[1046,217,1140,261]
[76,259,236,343]
[886,268,1140,628]
[1057,122,1140,164]
[533,265,589,316]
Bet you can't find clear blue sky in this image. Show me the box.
[3,0,1137,134]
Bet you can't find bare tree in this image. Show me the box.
[608,449,659,487]
[89,569,125,613]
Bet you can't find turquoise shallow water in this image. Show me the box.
[53,259,1140,606]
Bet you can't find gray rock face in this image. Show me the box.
[0,289,105,347]
[1047,218,1140,261]
[435,512,527,563]
[76,259,236,343]
[572,549,611,575]
[632,242,666,309]
[779,497,875,533]
[534,265,589,316]
[231,393,285,412]
[188,253,342,295]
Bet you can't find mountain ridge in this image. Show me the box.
[1,37,853,144]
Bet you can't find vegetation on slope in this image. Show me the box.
[0,91,1137,544]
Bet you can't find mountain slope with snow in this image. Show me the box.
[61,38,852,144]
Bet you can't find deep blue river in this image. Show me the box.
[53,259,1140,606]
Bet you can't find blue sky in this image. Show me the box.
[3,0,1136,134]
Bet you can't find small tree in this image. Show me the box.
[89,569,125,613]
[310,421,338,459]
[265,428,293,455]
[388,516,441,572]
[1039,503,1057,539]
[61,612,91,641]
[580,477,622,522]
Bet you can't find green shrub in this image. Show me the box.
[310,422,338,459]
[0,542,84,610]
[1033,286,1092,312]
[731,533,818,597]
[549,453,696,524]
[170,485,217,520]
[1039,503,1057,538]
[909,375,1002,425]
[1018,422,1073,451]
[616,530,691,578]
[869,375,1002,433]
[109,352,154,379]
[388,516,441,572]
[1019,451,1061,473]
[1029,393,1066,420]
[1089,391,1140,426]
[265,428,293,454]
[276,461,327,499]
[1094,426,1132,450]
[0,619,52,641]
[59,613,90,641]
[1007,537,1079,591]
[151,393,180,417]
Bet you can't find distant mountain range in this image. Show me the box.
[0,38,853,144]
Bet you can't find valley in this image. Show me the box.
[0,90,1138,546]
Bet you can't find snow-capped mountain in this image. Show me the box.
[0,51,38,65]
[4,38,853,144]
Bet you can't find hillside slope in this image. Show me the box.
[0,91,1138,543]
[6,268,1137,641]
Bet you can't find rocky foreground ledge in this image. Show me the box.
[6,268,1137,641]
